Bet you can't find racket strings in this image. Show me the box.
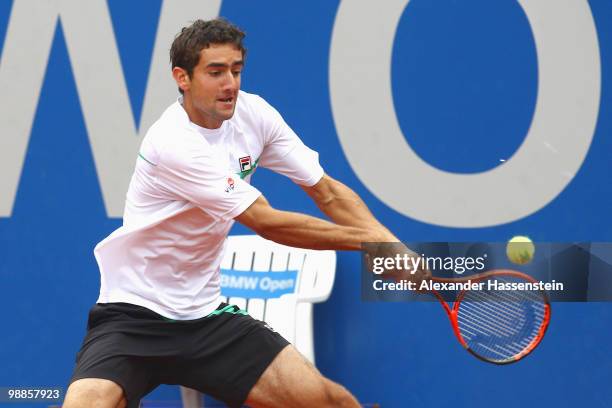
[456,277,547,362]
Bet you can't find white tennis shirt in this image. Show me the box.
[94,91,324,319]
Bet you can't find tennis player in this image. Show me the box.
[64,18,420,408]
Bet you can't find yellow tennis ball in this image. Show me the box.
[506,236,535,265]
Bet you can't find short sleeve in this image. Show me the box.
[155,145,261,221]
[255,97,324,186]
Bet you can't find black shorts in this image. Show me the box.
[70,302,290,408]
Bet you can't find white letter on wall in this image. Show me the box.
[329,0,600,227]
[0,0,221,217]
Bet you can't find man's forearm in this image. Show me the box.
[246,207,387,250]
[303,176,396,240]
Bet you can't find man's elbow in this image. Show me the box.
[240,216,278,241]
[235,197,276,238]
[302,174,339,206]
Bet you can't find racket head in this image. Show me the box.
[445,270,551,364]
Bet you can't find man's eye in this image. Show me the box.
[232,71,241,77]
[209,71,221,77]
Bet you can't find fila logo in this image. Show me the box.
[239,156,252,172]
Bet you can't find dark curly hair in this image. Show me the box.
[170,18,246,79]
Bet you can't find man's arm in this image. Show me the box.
[235,194,391,251]
[300,174,394,233]
[235,174,399,251]
[300,175,431,282]
[235,175,430,282]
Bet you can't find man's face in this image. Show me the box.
[178,43,243,128]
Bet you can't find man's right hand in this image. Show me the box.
[364,242,432,287]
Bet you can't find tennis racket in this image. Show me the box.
[429,269,551,364]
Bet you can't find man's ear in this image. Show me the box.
[172,67,190,93]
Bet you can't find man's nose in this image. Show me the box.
[221,71,238,91]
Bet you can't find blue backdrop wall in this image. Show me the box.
[0,0,611,407]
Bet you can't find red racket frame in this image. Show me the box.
[430,269,552,365]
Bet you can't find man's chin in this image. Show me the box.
[218,107,236,121]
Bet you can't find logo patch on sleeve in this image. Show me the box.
[239,156,252,172]
[236,156,259,179]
